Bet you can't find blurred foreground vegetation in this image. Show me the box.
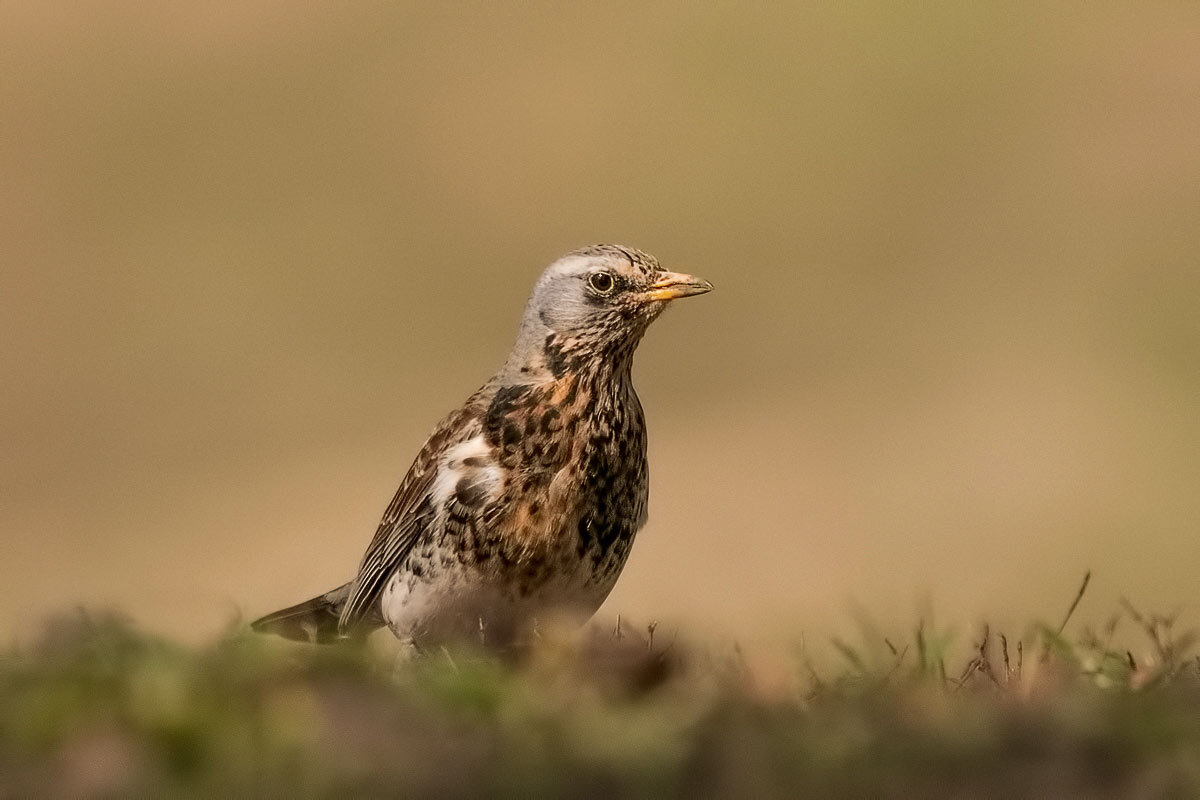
[3,588,1199,798]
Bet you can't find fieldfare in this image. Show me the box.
[251,245,712,649]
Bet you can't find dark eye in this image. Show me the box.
[587,271,615,295]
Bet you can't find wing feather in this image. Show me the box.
[337,405,478,634]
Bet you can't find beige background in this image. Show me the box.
[3,3,1198,647]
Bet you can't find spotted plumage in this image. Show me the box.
[251,245,712,649]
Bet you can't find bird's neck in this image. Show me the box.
[498,324,641,388]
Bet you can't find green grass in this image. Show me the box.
[3,587,1199,798]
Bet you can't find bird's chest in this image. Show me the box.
[481,377,648,584]
[572,413,649,567]
[382,377,649,644]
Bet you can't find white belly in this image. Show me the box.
[379,556,622,648]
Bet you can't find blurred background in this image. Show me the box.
[2,2,1197,650]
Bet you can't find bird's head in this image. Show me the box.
[504,244,713,380]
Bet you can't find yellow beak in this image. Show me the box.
[643,271,714,302]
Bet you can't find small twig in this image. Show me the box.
[1016,640,1024,680]
[1121,597,1147,626]
[883,645,909,683]
[1000,634,1011,684]
[976,625,1003,689]
[1121,597,1170,667]
[884,637,898,656]
[646,621,658,651]
[1098,613,1122,665]
[613,614,623,640]
[1127,651,1137,672]
[1040,571,1092,664]
[1057,570,1091,635]
[831,637,866,673]
[954,659,981,692]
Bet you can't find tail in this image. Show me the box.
[251,582,380,644]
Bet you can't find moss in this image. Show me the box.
[1,607,1198,797]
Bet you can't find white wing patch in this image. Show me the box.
[430,434,504,511]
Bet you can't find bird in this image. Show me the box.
[251,245,712,651]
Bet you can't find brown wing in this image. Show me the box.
[336,404,477,634]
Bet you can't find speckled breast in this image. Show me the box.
[383,372,650,646]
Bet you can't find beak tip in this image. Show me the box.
[644,271,714,302]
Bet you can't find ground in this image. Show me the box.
[3,582,1198,798]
